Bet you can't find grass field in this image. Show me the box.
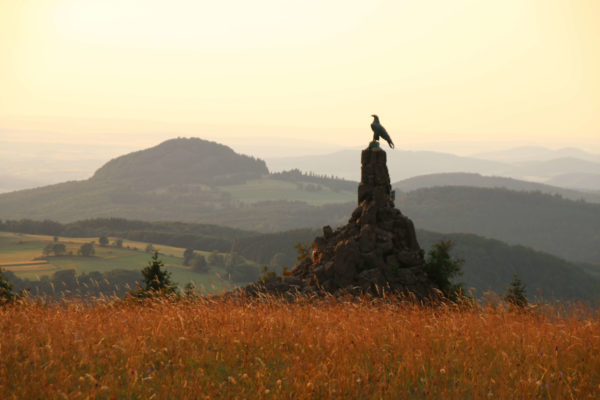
[1,296,598,399]
[0,232,244,291]
[220,178,354,205]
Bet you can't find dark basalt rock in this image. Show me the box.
[244,146,437,298]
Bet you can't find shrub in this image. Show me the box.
[77,242,95,257]
[42,243,67,257]
[191,255,208,273]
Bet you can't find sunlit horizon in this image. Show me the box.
[2,0,600,158]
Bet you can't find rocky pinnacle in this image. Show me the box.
[245,146,437,298]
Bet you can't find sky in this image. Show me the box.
[1,0,599,161]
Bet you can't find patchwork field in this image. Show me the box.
[0,232,242,291]
[1,296,598,399]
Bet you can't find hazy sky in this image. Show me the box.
[1,0,599,155]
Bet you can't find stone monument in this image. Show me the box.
[244,144,437,298]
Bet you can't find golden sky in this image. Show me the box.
[1,0,599,153]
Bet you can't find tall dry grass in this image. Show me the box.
[1,296,599,399]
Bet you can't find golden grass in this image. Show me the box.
[1,296,599,399]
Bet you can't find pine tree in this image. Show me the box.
[0,268,14,304]
[504,274,528,310]
[425,240,464,299]
[140,251,175,294]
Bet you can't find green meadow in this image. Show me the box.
[0,231,243,292]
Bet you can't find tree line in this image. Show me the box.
[0,218,253,253]
[270,169,356,192]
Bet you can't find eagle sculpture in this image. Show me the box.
[370,114,394,148]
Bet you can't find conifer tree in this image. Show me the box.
[504,274,528,309]
[141,251,175,294]
[425,240,464,299]
[0,268,14,303]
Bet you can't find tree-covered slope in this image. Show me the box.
[235,226,600,301]
[416,230,600,301]
[397,186,600,265]
[393,172,600,203]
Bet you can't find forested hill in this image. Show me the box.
[393,172,600,203]
[416,230,600,301]
[0,138,354,229]
[398,186,600,264]
[92,138,268,187]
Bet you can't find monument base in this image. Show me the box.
[368,140,380,149]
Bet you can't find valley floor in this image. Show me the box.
[1,296,599,399]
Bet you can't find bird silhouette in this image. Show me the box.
[370,115,394,148]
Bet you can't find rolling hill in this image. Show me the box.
[233,226,600,301]
[546,173,600,191]
[503,157,600,183]
[0,138,356,230]
[397,186,600,265]
[392,173,600,203]
[472,146,600,163]
[266,149,507,182]
[91,137,268,187]
[267,148,600,191]
[416,230,600,301]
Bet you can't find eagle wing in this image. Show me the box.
[371,122,394,148]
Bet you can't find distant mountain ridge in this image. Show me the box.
[266,149,507,182]
[546,173,600,192]
[393,173,600,203]
[472,146,600,163]
[0,175,45,194]
[266,147,600,191]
